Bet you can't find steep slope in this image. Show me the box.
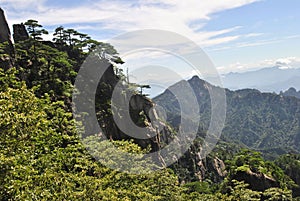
[154,76,300,155]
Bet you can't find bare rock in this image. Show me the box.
[233,170,280,191]
[13,24,29,43]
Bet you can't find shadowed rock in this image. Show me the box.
[233,170,279,191]
[0,8,11,43]
[13,24,29,43]
[0,7,14,70]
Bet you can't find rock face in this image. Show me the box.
[195,156,227,182]
[213,157,227,177]
[13,24,29,43]
[110,91,177,155]
[233,170,279,191]
[171,142,227,183]
[0,8,11,43]
[83,58,173,164]
[0,7,14,70]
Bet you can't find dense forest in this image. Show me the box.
[1,10,300,200]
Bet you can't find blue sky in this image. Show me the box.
[1,0,300,76]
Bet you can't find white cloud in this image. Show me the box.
[208,34,280,52]
[285,34,300,39]
[244,33,264,38]
[1,0,46,10]
[275,57,300,69]
[2,0,261,47]
[236,39,282,48]
[217,56,300,74]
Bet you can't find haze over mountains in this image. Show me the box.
[139,65,300,98]
[154,76,300,156]
[221,66,300,93]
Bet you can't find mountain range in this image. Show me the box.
[221,66,300,93]
[154,76,300,157]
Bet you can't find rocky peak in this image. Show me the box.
[0,8,11,43]
[13,24,29,43]
[280,87,300,99]
[0,7,14,70]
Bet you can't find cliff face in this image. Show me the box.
[0,8,14,70]
[171,142,228,183]
[92,61,175,161]
[0,8,11,43]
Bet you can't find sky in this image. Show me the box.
[1,0,300,95]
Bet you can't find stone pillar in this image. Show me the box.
[13,24,29,43]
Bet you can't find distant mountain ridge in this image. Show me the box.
[222,66,300,93]
[154,76,300,155]
[281,87,300,99]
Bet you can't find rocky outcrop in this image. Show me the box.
[0,8,14,70]
[195,155,227,182]
[171,143,227,183]
[233,170,279,191]
[13,24,29,43]
[213,157,227,177]
[111,91,176,155]
[77,58,176,164]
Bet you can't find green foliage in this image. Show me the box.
[0,83,185,200]
[223,149,295,192]
[263,188,293,201]
[24,19,48,41]
[226,149,265,174]
[275,154,300,197]
[0,70,185,200]
[183,181,213,194]
[14,38,76,99]
[0,68,22,90]
[83,136,155,173]
[226,180,262,201]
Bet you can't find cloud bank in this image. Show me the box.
[2,0,260,47]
